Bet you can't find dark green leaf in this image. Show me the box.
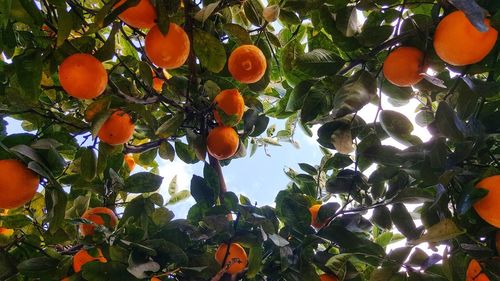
[123,172,163,193]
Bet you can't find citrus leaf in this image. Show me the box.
[123,172,163,193]
[410,218,464,245]
[193,29,226,73]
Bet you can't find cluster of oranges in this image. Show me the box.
[67,207,118,276]
[57,0,268,162]
[383,10,498,87]
[206,44,267,160]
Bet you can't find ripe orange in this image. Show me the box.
[213,89,245,126]
[59,53,108,99]
[309,204,327,229]
[98,110,135,145]
[215,243,248,275]
[79,207,118,236]
[228,45,267,84]
[145,23,190,69]
[0,227,13,236]
[383,46,426,87]
[150,277,161,281]
[320,274,339,281]
[466,259,490,281]
[207,126,239,160]
[114,0,156,29]
[474,175,500,228]
[153,76,164,93]
[124,154,136,171]
[434,10,498,66]
[0,159,39,209]
[73,248,107,273]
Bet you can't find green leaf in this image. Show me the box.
[194,0,220,23]
[193,29,227,73]
[190,175,215,205]
[156,113,185,138]
[295,49,345,77]
[371,206,392,230]
[243,0,265,26]
[429,102,466,141]
[168,190,191,205]
[0,251,16,280]
[298,163,317,175]
[45,186,67,233]
[13,49,42,98]
[222,23,252,45]
[91,110,112,139]
[318,224,386,265]
[175,141,199,164]
[168,175,178,195]
[333,70,377,118]
[56,7,74,47]
[82,261,140,281]
[204,163,220,200]
[380,110,420,146]
[94,22,119,61]
[246,246,263,278]
[358,25,393,47]
[80,147,97,181]
[0,214,32,228]
[17,257,59,277]
[410,218,464,245]
[123,172,163,193]
[286,80,315,112]
[390,203,419,240]
[159,141,175,161]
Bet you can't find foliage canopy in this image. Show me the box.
[0,0,499,280]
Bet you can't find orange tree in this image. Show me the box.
[0,0,500,280]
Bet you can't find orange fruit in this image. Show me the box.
[151,278,161,281]
[153,76,164,92]
[215,243,248,275]
[73,248,107,273]
[309,204,328,229]
[41,25,56,37]
[0,159,39,209]
[59,53,108,99]
[320,274,339,281]
[0,227,13,236]
[114,0,156,29]
[61,278,69,281]
[474,175,500,228]
[79,207,118,236]
[466,259,490,281]
[383,46,426,87]
[124,153,136,171]
[213,89,245,126]
[207,126,239,160]
[145,23,190,69]
[98,110,135,145]
[228,45,267,84]
[434,10,498,66]
[151,69,164,92]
